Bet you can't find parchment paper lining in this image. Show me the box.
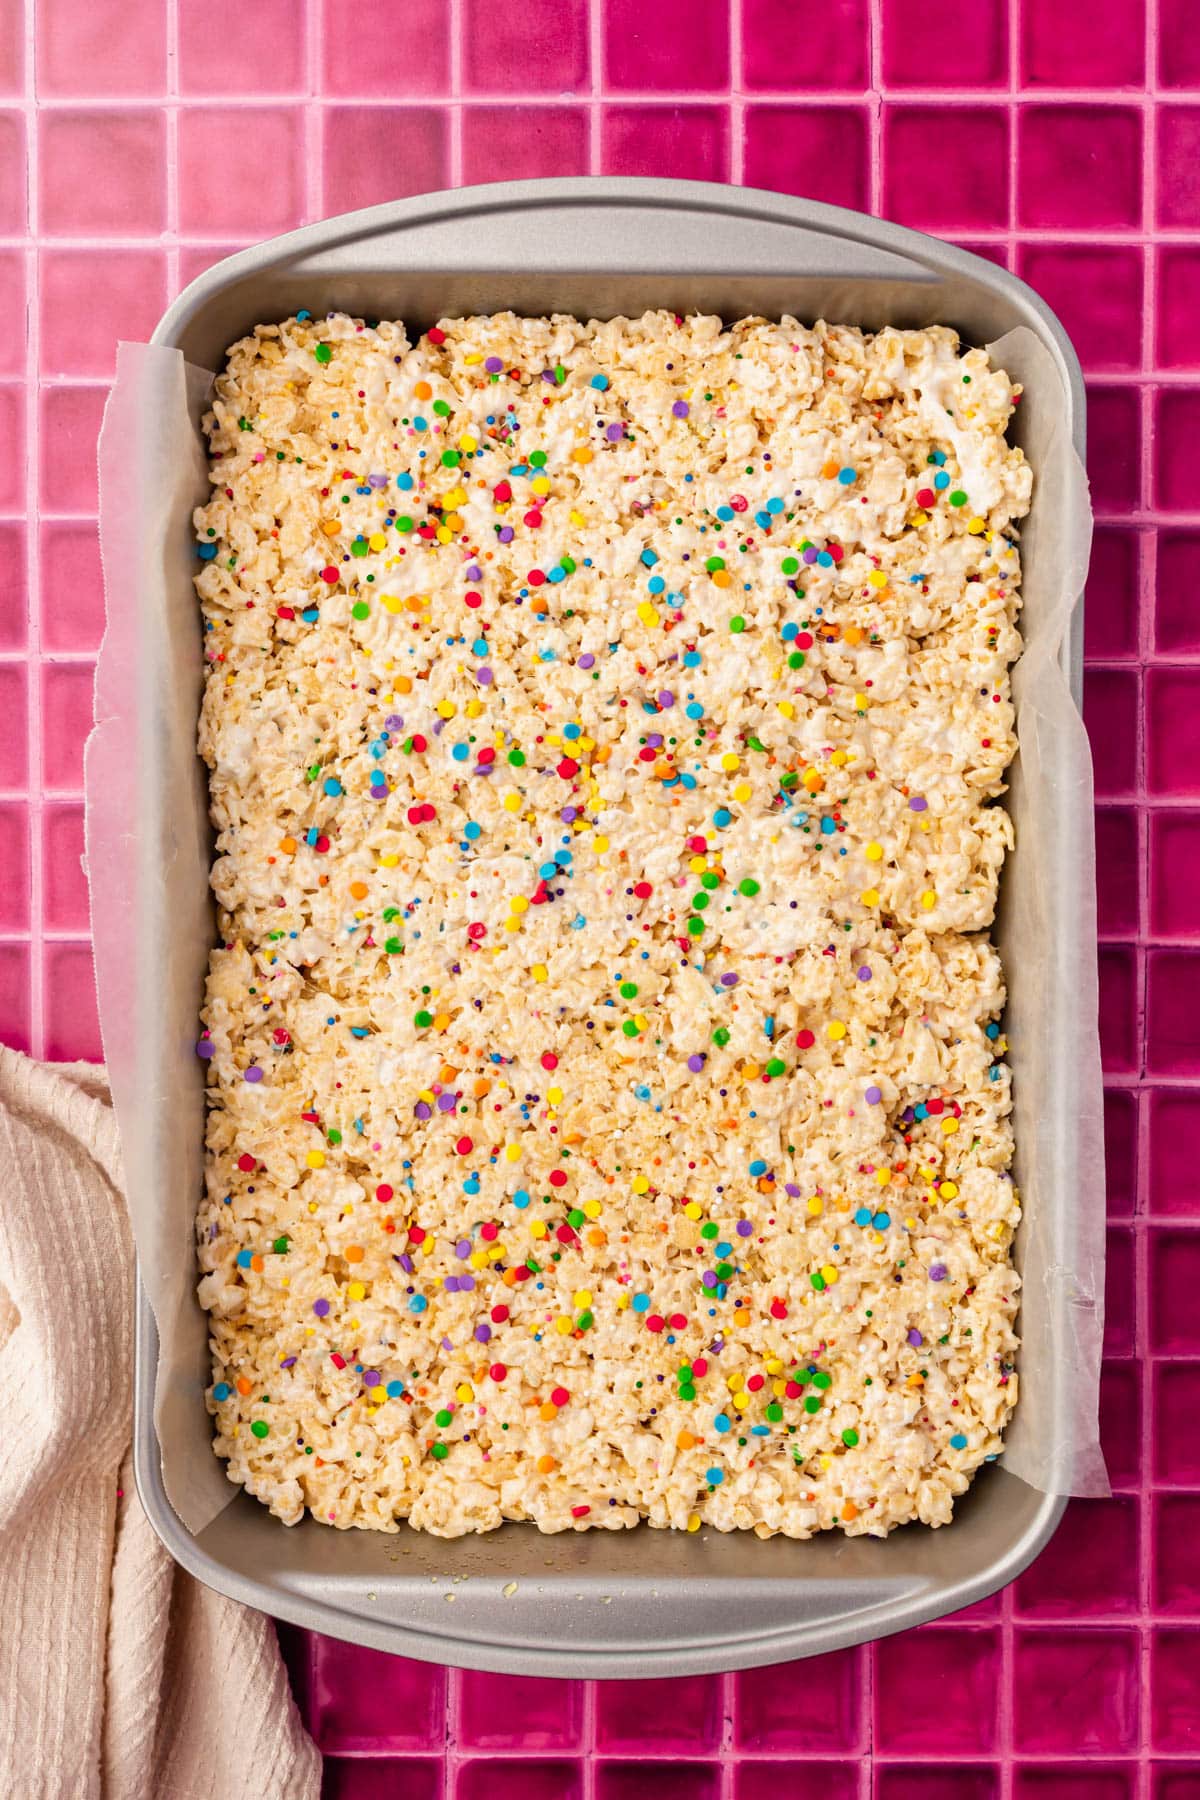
[88,325,1105,1534]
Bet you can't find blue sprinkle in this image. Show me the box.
[632,1293,651,1313]
[397,471,414,489]
[934,471,950,490]
[781,622,798,641]
[386,1380,405,1397]
[197,542,217,560]
[837,467,856,485]
[716,505,734,521]
[590,373,609,390]
[706,1467,724,1486]
[513,1188,531,1209]
[641,548,658,567]
[714,808,732,829]
[213,1381,231,1400]
[766,496,784,514]
[713,1412,731,1433]
[749,1158,767,1177]
[950,1432,968,1450]
[820,816,837,835]
[323,776,342,796]
[873,1211,891,1230]
[236,1249,252,1268]
[683,650,702,667]
[854,1208,873,1226]
[452,743,470,762]
[409,1295,427,1314]
[300,607,319,623]
[647,575,665,594]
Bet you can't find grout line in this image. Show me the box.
[448,0,463,188]
[867,0,882,216]
[22,85,1199,106]
[728,0,743,187]
[23,0,41,1058]
[587,0,602,173]
[304,0,321,223]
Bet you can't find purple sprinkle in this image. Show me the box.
[646,733,663,749]
[436,1093,456,1113]
[541,368,556,383]
[687,1053,705,1072]
[702,1270,718,1288]
[455,1237,471,1259]
[907,1328,923,1347]
[280,1355,297,1368]
[196,1039,215,1059]
[385,714,404,730]
[398,1254,414,1274]
[720,973,739,988]
[578,652,595,669]
[244,1065,263,1082]
[484,357,503,373]
[929,1262,948,1282]
[312,1298,330,1318]
[909,796,928,812]
[414,1101,432,1121]
[857,966,872,982]
[443,1275,459,1293]
[458,1273,476,1291]
[561,806,578,823]
[476,666,494,685]
[672,400,689,418]
[658,690,675,708]
[474,1322,491,1342]
[865,1085,882,1105]
[498,525,514,543]
[466,564,482,580]
[367,473,388,489]
[736,1219,753,1237]
[363,1369,380,1385]
[606,422,625,442]
[802,546,820,565]
[441,1336,453,1351]
[784,1183,801,1198]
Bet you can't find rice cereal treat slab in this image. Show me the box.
[194,311,1031,1538]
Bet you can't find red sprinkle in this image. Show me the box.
[427,327,446,344]
[796,1029,815,1048]
[376,1183,394,1204]
[491,1304,510,1323]
[489,1362,507,1382]
[633,881,652,899]
[455,1136,474,1155]
[541,1051,559,1070]
[557,757,579,779]
[237,1153,256,1172]
[320,566,339,583]
[549,1169,568,1187]
[646,1315,665,1333]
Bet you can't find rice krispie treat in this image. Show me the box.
[194,311,1031,1537]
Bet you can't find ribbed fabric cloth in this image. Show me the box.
[0,1047,321,1800]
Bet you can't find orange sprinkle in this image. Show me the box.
[536,1455,556,1475]
[414,379,432,400]
[344,1245,364,1263]
[349,880,368,900]
[236,1377,253,1396]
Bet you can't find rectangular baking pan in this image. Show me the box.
[127,177,1090,1676]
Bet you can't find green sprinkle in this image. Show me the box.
[738,878,760,897]
[313,344,332,365]
[250,1419,270,1438]
[842,1428,860,1447]
[414,1009,433,1028]
[431,1441,449,1459]
[729,615,746,633]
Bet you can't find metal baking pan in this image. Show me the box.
[126,177,1094,1676]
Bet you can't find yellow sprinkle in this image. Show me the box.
[765,1358,782,1375]
[876,1169,892,1187]
[778,700,795,719]
[827,1021,847,1041]
[347,1281,366,1301]
[830,749,847,767]
[861,887,879,906]
[684,1201,703,1221]
[456,1383,474,1403]
[459,434,478,453]
[722,752,740,772]
[465,699,483,718]
[867,570,887,589]
[854,693,869,710]
[733,782,752,803]
[503,918,522,933]
[306,1150,326,1169]
[547,1085,563,1105]
[531,474,551,495]
[637,601,660,628]
[532,964,548,983]
[435,526,452,544]
[806,1196,823,1216]
[967,516,986,534]
[593,834,609,852]
[503,792,522,813]
[583,1199,602,1219]
[921,889,937,910]
[368,531,387,552]
[865,841,884,862]
[941,1180,959,1199]
[529,1219,548,1239]
[554,1315,573,1335]
[504,1143,522,1163]
[687,1513,702,1533]
[821,1264,838,1284]
[942,1117,959,1135]
[732,1391,750,1411]
[436,699,457,718]
[381,594,403,614]
[631,1174,650,1194]
[569,507,586,525]
[573,1289,592,1308]
[689,855,707,874]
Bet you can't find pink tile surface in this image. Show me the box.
[5,0,1198,1790]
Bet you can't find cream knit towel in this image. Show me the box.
[0,1047,322,1800]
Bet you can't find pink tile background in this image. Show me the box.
[3,0,1198,1787]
